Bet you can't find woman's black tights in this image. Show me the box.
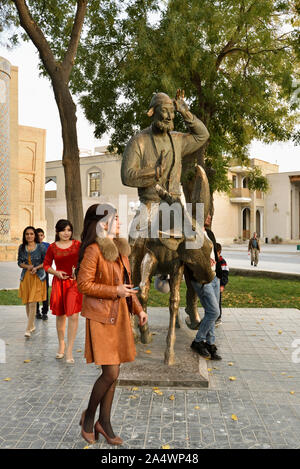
[83,364,120,437]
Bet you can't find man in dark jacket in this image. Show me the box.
[190,214,222,360]
[215,243,229,326]
[248,232,260,266]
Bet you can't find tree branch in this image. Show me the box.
[215,0,264,71]
[219,45,290,57]
[12,0,57,76]
[62,0,88,80]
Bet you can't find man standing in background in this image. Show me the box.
[248,232,260,267]
[36,228,50,320]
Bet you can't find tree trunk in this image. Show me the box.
[12,0,87,241]
[52,76,83,239]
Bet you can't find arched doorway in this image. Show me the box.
[242,177,249,188]
[242,207,250,240]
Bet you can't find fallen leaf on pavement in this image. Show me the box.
[290,391,295,395]
[131,386,139,391]
[4,378,11,381]
[231,414,238,421]
[229,377,237,381]
[169,395,175,401]
[162,444,170,449]
[23,360,31,363]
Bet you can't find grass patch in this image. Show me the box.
[147,276,300,309]
[0,277,299,309]
[0,288,51,306]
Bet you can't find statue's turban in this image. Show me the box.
[147,93,173,117]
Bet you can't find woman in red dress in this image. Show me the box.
[43,219,82,363]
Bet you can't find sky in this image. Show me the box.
[1,41,299,173]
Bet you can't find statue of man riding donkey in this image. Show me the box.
[121,89,221,365]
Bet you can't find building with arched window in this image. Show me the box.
[45,149,140,242]
[45,152,300,245]
[0,57,46,260]
[45,152,299,246]
[211,159,281,244]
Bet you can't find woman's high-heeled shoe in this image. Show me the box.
[79,410,96,445]
[66,357,75,364]
[94,421,123,445]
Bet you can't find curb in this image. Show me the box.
[230,268,300,281]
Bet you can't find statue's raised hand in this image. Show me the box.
[174,89,189,115]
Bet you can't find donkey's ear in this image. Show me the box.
[192,164,211,222]
[147,107,154,117]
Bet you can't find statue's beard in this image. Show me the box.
[153,119,174,133]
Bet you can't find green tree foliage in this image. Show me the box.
[0,0,121,237]
[74,0,299,194]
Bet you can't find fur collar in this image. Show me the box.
[95,236,131,262]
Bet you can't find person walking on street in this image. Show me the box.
[248,232,260,267]
[76,204,147,445]
[189,216,222,361]
[43,220,82,363]
[18,226,48,338]
[35,228,50,320]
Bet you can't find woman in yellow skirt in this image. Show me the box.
[18,226,48,337]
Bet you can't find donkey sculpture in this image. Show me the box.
[129,165,214,365]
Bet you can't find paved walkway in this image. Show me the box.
[0,306,300,449]
[222,244,300,276]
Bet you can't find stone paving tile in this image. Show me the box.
[1,306,300,449]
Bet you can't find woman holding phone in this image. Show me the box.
[76,203,147,445]
[43,219,82,363]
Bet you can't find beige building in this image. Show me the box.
[45,148,139,242]
[0,57,46,261]
[46,151,299,245]
[213,159,280,244]
[265,171,300,242]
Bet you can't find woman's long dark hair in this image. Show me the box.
[76,203,117,276]
[21,226,39,250]
[55,219,73,242]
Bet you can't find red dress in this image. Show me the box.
[43,240,83,316]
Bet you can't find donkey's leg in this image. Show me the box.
[184,265,201,330]
[165,262,184,366]
[129,238,144,343]
[139,252,157,344]
[175,267,184,329]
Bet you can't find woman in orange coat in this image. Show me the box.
[76,203,147,445]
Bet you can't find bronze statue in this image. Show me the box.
[121,90,213,365]
[121,90,209,230]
